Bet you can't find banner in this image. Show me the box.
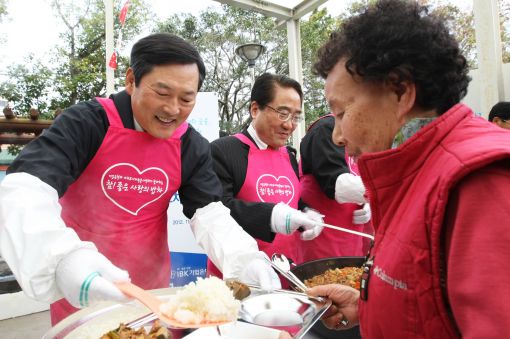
[168,92,219,286]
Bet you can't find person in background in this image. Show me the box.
[207,73,324,278]
[0,33,279,325]
[300,0,510,338]
[488,101,510,130]
[299,114,372,263]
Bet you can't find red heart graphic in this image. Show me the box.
[101,163,169,215]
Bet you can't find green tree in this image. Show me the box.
[0,0,7,22]
[300,8,339,125]
[157,5,288,135]
[0,55,53,117]
[0,0,151,116]
[50,0,151,109]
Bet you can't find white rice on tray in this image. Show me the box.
[160,276,240,324]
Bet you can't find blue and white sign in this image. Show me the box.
[167,92,219,286]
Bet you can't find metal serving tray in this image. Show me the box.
[42,286,331,339]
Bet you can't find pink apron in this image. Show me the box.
[207,133,302,278]
[50,98,187,325]
[299,115,370,262]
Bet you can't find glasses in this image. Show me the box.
[265,105,303,124]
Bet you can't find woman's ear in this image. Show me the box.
[125,68,135,95]
[386,72,416,121]
[395,81,416,121]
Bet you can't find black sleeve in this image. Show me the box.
[299,116,350,199]
[179,127,223,219]
[7,100,108,197]
[210,136,275,242]
[285,145,308,210]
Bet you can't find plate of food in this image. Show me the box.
[43,277,243,339]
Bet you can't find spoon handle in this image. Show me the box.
[319,222,375,240]
[265,257,308,293]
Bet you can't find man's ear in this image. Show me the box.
[493,116,505,127]
[250,101,259,119]
[125,68,135,95]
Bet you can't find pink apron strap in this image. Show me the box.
[234,133,256,148]
[171,122,189,139]
[96,97,123,128]
[234,133,287,153]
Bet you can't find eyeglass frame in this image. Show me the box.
[264,104,303,124]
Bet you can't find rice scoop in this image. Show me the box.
[160,276,241,325]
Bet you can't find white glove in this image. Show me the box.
[271,203,323,240]
[301,208,324,240]
[239,254,281,290]
[353,203,371,224]
[55,248,131,308]
[335,173,367,204]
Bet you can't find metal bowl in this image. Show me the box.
[239,290,331,339]
[291,256,365,339]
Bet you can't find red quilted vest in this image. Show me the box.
[357,104,510,338]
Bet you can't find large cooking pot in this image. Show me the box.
[291,256,365,339]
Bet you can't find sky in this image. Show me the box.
[0,0,350,74]
[0,0,473,76]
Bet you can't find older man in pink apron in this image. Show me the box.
[0,33,279,325]
[207,73,324,278]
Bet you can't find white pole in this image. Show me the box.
[105,0,115,96]
[473,0,504,118]
[286,19,305,156]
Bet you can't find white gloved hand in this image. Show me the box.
[335,173,368,204]
[239,254,281,290]
[55,248,131,308]
[300,208,324,240]
[353,203,371,224]
[271,203,322,240]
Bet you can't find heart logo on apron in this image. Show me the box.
[101,163,169,215]
[255,174,295,204]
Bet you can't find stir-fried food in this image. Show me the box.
[304,266,363,289]
[100,320,170,339]
[225,279,251,300]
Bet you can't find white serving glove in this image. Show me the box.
[353,203,372,224]
[239,253,281,290]
[335,173,368,204]
[301,208,325,240]
[190,202,280,289]
[270,202,324,240]
[55,248,131,308]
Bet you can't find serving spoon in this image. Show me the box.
[115,282,230,329]
[269,254,309,293]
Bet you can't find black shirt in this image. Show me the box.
[299,115,350,199]
[8,91,222,218]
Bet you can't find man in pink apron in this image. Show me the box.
[0,33,279,325]
[207,73,324,278]
[299,114,373,262]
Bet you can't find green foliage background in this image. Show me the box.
[0,0,507,153]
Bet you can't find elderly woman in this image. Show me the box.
[295,0,510,338]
